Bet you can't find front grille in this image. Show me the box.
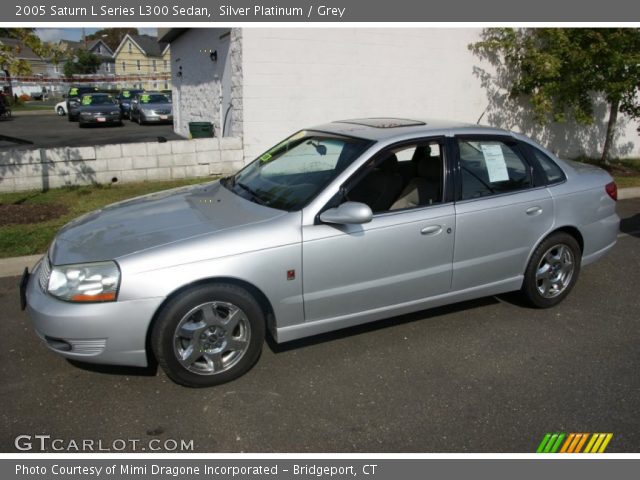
[154,109,171,115]
[38,257,51,292]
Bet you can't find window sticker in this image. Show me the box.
[81,96,92,105]
[260,153,272,162]
[69,87,78,96]
[140,94,151,103]
[481,144,510,182]
[122,91,131,98]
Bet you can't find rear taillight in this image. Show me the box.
[605,181,617,201]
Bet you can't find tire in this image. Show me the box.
[151,283,266,388]
[521,232,581,308]
[138,113,144,125]
[57,107,65,116]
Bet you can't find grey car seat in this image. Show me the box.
[391,149,442,210]
[348,154,404,212]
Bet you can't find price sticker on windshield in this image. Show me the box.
[81,96,92,105]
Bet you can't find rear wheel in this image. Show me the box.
[151,283,265,387]
[521,232,581,308]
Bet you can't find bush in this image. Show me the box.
[19,94,31,102]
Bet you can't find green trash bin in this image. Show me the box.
[188,121,214,138]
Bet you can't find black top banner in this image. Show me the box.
[5,0,640,22]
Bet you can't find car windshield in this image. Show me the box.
[82,95,116,105]
[224,131,372,211]
[139,94,170,104]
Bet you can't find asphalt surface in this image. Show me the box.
[1,199,639,453]
[0,112,181,150]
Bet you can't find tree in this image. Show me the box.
[1,28,65,98]
[86,28,138,52]
[63,50,101,77]
[470,28,640,165]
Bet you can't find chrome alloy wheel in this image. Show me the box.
[535,244,575,298]
[173,301,251,375]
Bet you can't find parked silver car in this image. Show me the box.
[21,118,619,387]
[129,92,173,125]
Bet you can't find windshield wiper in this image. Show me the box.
[236,182,267,205]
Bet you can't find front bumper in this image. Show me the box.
[24,261,164,367]
[79,114,121,124]
[141,112,173,123]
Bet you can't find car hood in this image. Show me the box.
[79,104,120,113]
[50,181,285,265]
[140,103,172,110]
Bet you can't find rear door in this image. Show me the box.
[452,136,554,291]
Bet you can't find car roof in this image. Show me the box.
[309,117,512,141]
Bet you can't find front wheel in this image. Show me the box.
[151,283,266,387]
[57,106,65,116]
[521,232,581,308]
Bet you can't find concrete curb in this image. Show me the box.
[1,188,639,278]
[0,254,42,278]
[11,109,56,116]
[618,186,640,200]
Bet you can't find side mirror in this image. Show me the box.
[319,202,372,225]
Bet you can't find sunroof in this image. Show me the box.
[335,118,426,128]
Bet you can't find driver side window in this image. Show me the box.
[346,140,444,213]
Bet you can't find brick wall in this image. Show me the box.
[0,137,243,193]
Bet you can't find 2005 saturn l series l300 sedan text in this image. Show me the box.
[20,118,620,387]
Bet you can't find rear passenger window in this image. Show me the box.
[530,147,565,184]
[458,139,532,200]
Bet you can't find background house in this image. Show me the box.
[159,28,639,162]
[0,36,61,96]
[59,38,115,76]
[113,34,170,90]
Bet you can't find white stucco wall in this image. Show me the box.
[171,28,236,138]
[241,28,639,161]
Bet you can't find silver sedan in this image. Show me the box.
[22,118,619,387]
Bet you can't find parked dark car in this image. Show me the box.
[77,93,122,127]
[117,89,144,119]
[66,85,99,122]
[130,91,173,124]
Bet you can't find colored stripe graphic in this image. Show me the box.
[537,433,613,453]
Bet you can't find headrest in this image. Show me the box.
[411,145,432,163]
[418,157,440,180]
[378,154,399,173]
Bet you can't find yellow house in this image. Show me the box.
[113,34,171,90]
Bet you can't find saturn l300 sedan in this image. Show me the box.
[21,118,619,387]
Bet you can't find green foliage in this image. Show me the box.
[470,28,640,163]
[63,50,102,77]
[471,28,640,123]
[1,28,66,76]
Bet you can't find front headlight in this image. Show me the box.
[48,261,120,302]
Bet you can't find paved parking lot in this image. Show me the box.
[1,199,639,453]
[0,112,181,150]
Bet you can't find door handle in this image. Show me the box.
[526,206,543,216]
[421,225,442,236]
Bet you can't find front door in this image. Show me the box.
[302,139,455,323]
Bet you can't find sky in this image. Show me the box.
[34,28,157,43]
